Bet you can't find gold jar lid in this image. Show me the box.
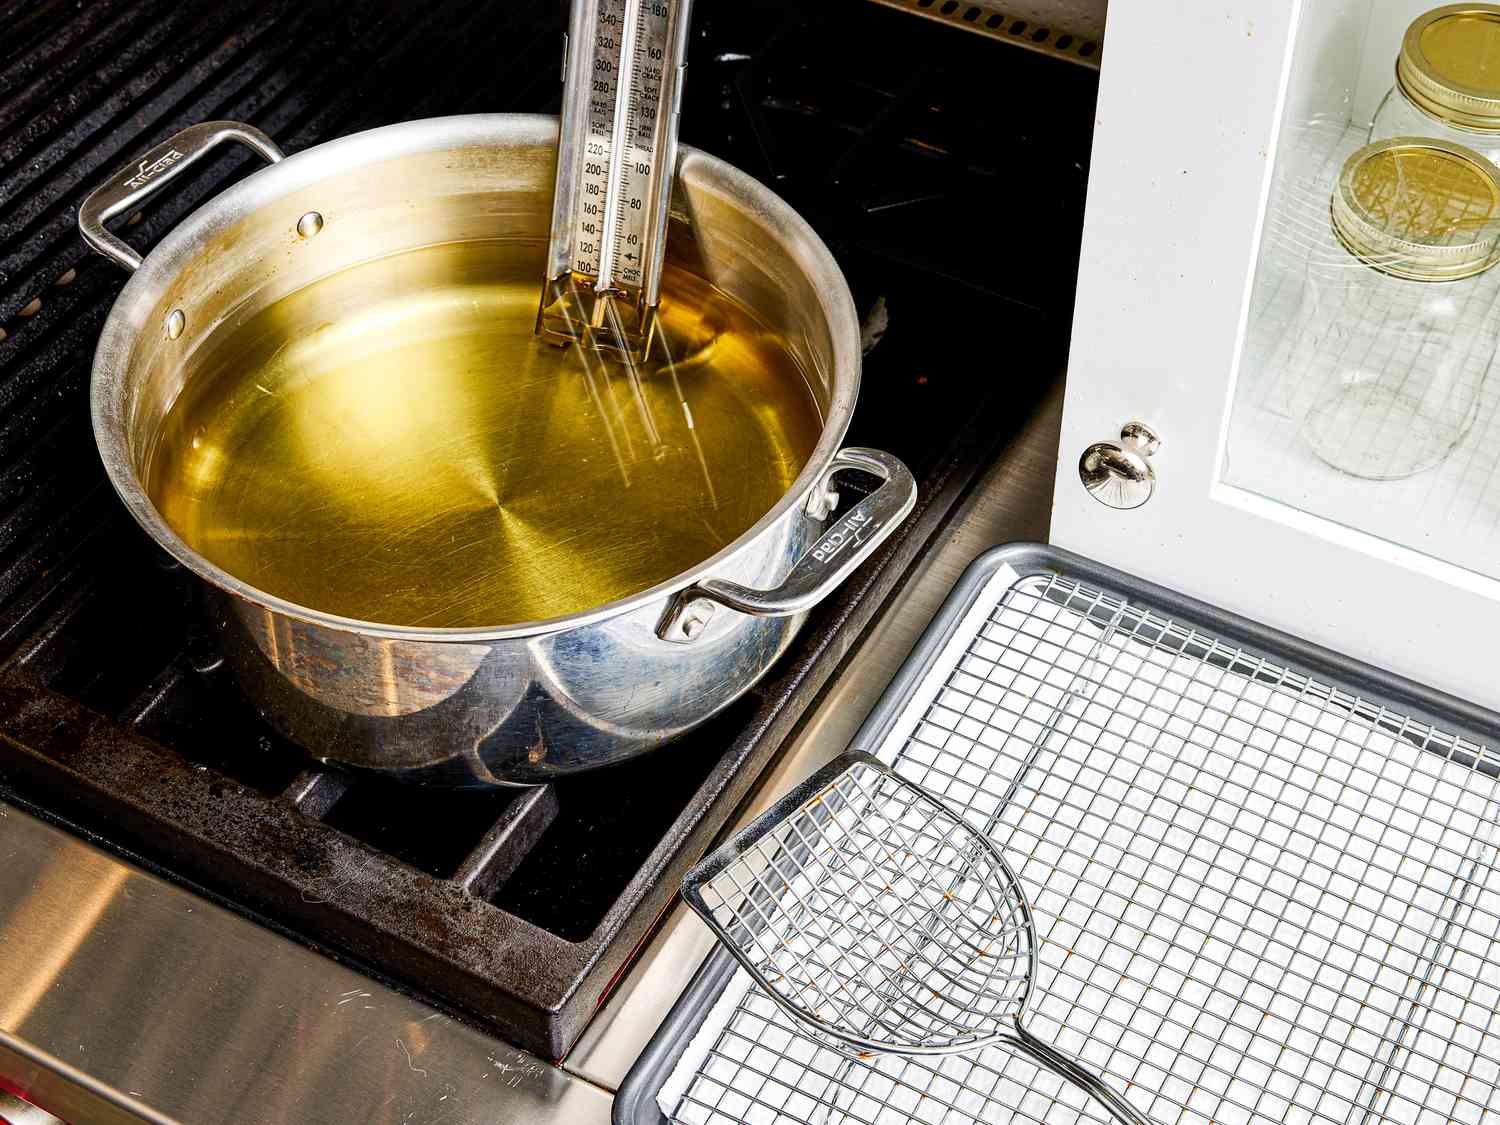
[1397,4,1500,131]
[1331,137,1500,281]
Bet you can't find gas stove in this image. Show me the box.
[0,1,1097,1120]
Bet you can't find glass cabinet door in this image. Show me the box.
[1226,1,1500,584]
[1051,0,1500,707]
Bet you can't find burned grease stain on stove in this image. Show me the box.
[0,0,1095,1056]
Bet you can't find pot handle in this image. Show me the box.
[79,120,285,272]
[657,448,917,643]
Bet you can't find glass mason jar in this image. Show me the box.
[1285,138,1500,479]
[1370,4,1500,169]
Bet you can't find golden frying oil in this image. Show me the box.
[145,241,824,628]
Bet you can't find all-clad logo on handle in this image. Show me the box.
[124,148,185,190]
[811,510,877,565]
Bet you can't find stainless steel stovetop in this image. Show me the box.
[0,386,1061,1124]
[0,0,1095,1118]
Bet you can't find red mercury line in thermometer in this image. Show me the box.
[537,0,690,358]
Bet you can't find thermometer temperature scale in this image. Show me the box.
[537,0,693,358]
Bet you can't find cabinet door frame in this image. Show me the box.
[1050,0,1500,707]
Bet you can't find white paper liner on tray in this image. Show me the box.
[658,561,1500,1125]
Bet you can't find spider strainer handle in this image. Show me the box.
[682,751,1155,1125]
[1001,1026,1151,1125]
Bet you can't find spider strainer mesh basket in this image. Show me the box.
[681,752,1038,1056]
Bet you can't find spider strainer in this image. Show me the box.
[681,750,1153,1125]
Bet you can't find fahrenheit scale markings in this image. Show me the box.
[539,0,691,356]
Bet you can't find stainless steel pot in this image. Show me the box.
[81,115,915,787]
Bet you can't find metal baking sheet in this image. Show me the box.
[615,541,1500,1125]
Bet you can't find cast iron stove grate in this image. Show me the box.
[0,0,1095,1057]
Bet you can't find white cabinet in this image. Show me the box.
[1053,0,1500,706]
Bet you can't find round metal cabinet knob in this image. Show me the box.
[1079,421,1161,510]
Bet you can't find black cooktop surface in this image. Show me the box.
[0,0,1096,1057]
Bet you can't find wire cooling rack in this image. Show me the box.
[625,546,1500,1125]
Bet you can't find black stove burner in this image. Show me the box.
[0,0,1095,1057]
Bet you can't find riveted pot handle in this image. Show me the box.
[657,448,917,643]
[79,120,284,272]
